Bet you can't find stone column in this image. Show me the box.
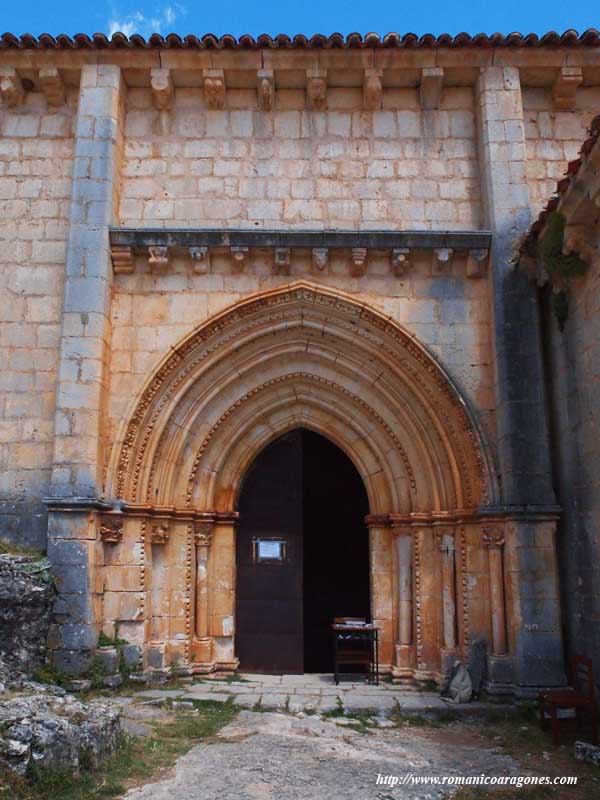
[435,529,457,679]
[476,68,564,690]
[391,524,415,680]
[190,521,213,669]
[366,516,395,672]
[484,527,507,656]
[45,65,125,673]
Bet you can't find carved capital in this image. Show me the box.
[553,67,582,111]
[151,68,174,111]
[435,529,455,553]
[203,69,226,110]
[306,69,327,110]
[312,247,328,271]
[0,67,25,108]
[189,246,211,274]
[194,522,213,548]
[148,246,169,269]
[150,522,170,544]
[99,515,123,543]
[111,246,134,275]
[39,67,64,107]
[257,69,274,111]
[363,69,383,110]
[483,526,505,549]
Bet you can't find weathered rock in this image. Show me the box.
[103,674,124,688]
[0,555,54,673]
[0,693,121,775]
[96,647,119,674]
[574,740,600,766]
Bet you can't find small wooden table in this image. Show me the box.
[331,623,379,685]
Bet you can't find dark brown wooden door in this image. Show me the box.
[235,431,304,673]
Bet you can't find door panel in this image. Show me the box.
[235,431,303,673]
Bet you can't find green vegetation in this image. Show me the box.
[0,700,238,800]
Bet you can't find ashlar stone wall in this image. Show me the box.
[0,88,76,547]
[523,86,600,214]
[120,86,481,230]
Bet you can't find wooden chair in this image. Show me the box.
[539,655,598,746]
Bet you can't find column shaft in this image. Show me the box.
[488,545,507,656]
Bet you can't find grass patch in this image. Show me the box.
[322,697,345,718]
[0,700,238,800]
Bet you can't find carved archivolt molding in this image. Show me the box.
[111,282,491,514]
[183,371,417,506]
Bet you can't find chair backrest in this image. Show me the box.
[572,655,595,698]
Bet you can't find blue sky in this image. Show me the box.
[1,0,598,38]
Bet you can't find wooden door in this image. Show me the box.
[235,431,303,673]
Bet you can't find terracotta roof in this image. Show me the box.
[1,29,600,50]
[520,114,600,249]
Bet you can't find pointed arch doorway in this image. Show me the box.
[235,428,371,674]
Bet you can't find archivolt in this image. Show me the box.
[109,281,495,515]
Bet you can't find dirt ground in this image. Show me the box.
[120,708,600,800]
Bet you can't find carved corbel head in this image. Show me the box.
[350,247,368,277]
[148,246,169,269]
[312,247,328,271]
[306,70,327,111]
[203,70,226,110]
[391,248,411,276]
[189,246,211,274]
[363,69,383,110]
[257,69,274,111]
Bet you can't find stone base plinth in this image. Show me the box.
[190,636,213,670]
[391,644,415,682]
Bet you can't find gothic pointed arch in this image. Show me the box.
[108,281,496,516]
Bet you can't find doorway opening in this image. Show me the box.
[235,428,371,674]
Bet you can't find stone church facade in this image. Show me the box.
[0,30,599,694]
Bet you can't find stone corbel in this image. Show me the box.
[391,248,411,276]
[99,515,124,544]
[150,521,170,544]
[432,248,453,275]
[257,69,274,111]
[311,247,328,271]
[39,67,65,107]
[553,67,583,111]
[148,246,169,270]
[350,247,368,277]
[230,246,248,269]
[363,69,383,110]
[420,67,444,110]
[111,246,134,275]
[273,247,290,274]
[0,67,25,107]
[466,248,489,278]
[151,68,174,111]
[189,246,211,274]
[306,69,327,111]
[203,69,226,110]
